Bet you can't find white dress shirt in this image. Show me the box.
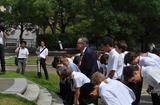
[68,61,81,72]
[39,47,48,59]
[18,48,29,58]
[71,71,90,90]
[99,78,135,105]
[107,49,123,79]
[0,31,4,45]
[142,66,160,95]
[139,56,160,68]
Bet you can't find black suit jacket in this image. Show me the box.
[79,47,98,78]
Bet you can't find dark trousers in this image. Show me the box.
[127,80,143,105]
[40,58,48,80]
[151,93,160,105]
[0,44,5,72]
[17,58,26,74]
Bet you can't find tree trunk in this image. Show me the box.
[19,23,24,42]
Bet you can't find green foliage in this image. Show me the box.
[1,0,160,50]
[43,33,77,50]
[0,93,36,105]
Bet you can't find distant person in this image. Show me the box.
[0,25,7,73]
[77,37,98,78]
[15,41,29,74]
[36,41,49,80]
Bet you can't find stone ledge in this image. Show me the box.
[37,88,52,105]
[3,78,27,94]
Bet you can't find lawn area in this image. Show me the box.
[0,93,36,105]
[5,56,38,66]
[0,70,60,105]
[0,71,60,93]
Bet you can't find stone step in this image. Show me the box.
[51,92,64,105]
[3,78,27,94]
[17,84,40,101]
[37,88,52,105]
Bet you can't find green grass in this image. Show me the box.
[0,71,60,93]
[5,56,38,66]
[0,93,36,105]
[0,70,60,105]
[5,56,51,66]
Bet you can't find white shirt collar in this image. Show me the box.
[82,47,87,53]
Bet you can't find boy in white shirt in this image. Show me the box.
[80,72,135,105]
[15,41,29,74]
[101,37,123,80]
[123,65,160,105]
[36,41,49,80]
[60,66,90,105]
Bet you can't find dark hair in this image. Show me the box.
[124,52,139,65]
[152,48,160,56]
[0,25,5,32]
[52,56,61,68]
[116,40,128,53]
[123,65,139,82]
[20,40,27,45]
[79,83,95,105]
[73,55,81,65]
[101,36,114,47]
[100,54,109,64]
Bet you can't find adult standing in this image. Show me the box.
[77,37,98,78]
[36,41,49,80]
[0,25,7,73]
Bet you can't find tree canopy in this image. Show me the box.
[0,0,160,50]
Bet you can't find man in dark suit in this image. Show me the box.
[77,37,98,78]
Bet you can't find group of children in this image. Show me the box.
[14,36,160,105]
[52,36,160,105]
[15,40,49,80]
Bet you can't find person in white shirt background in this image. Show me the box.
[80,72,135,105]
[0,25,7,74]
[15,41,29,74]
[36,40,49,80]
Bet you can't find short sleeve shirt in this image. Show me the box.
[71,71,90,88]
[18,48,29,58]
[99,78,135,105]
[68,62,81,72]
[107,49,121,79]
[39,47,48,59]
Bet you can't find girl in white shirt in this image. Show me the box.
[15,41,29,74]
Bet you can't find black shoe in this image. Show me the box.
[37,72,42,78]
